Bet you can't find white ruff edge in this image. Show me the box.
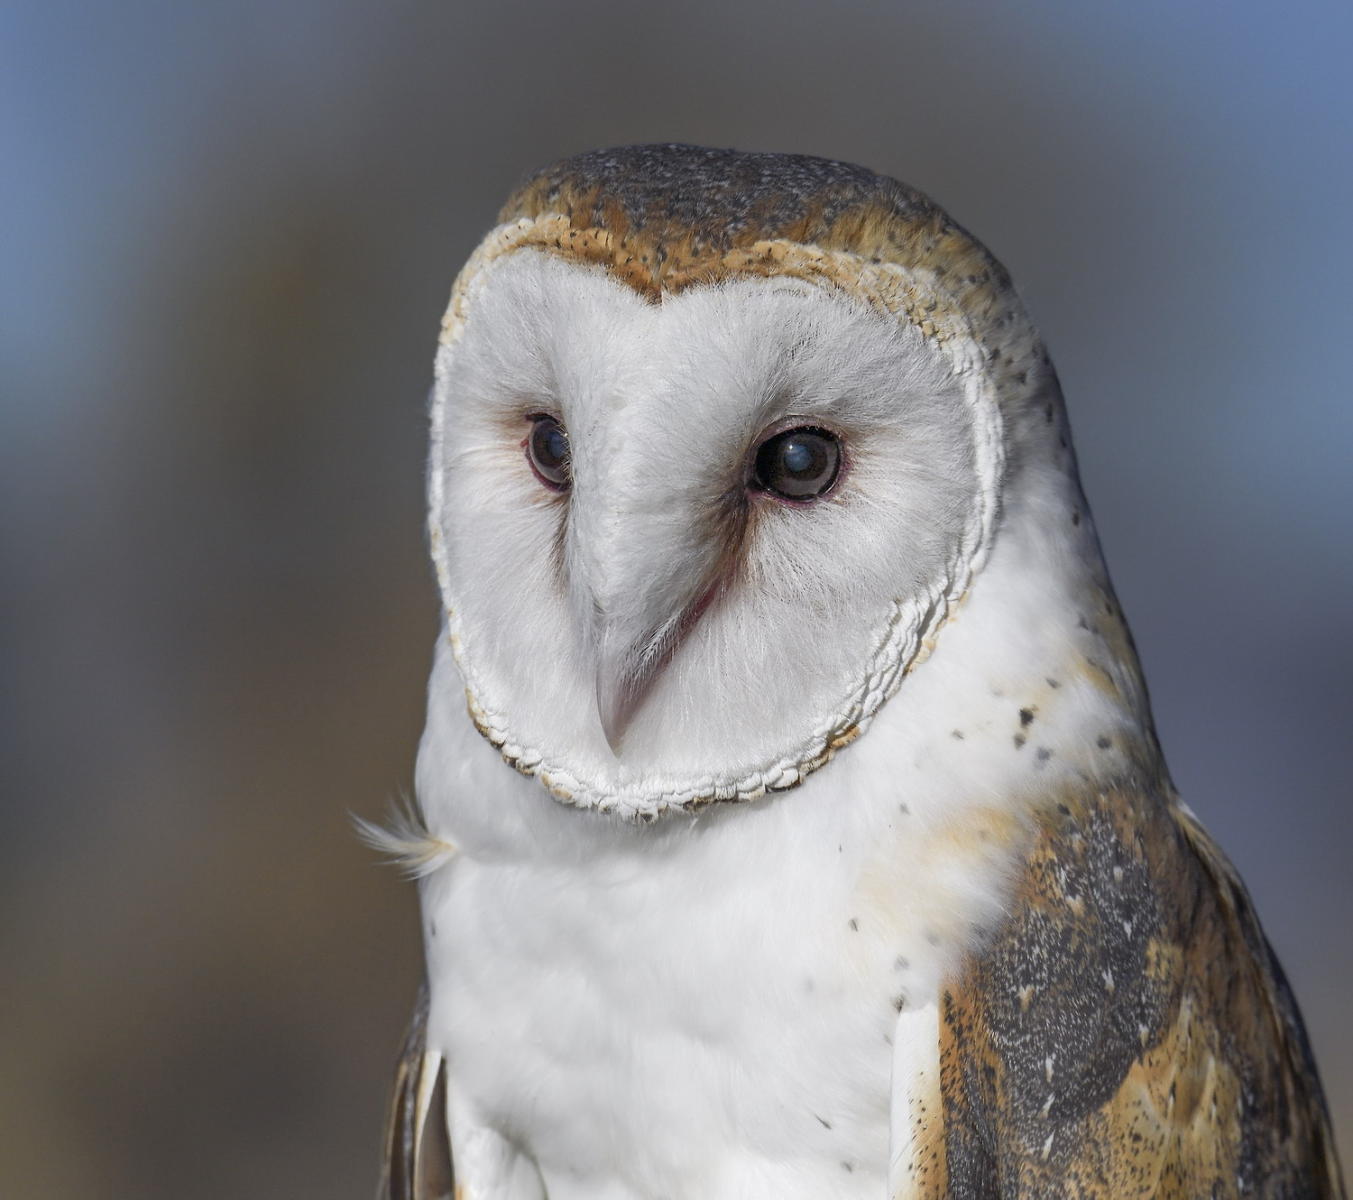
[428,218,1005,820]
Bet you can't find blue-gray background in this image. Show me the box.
[3,2,1349,1194]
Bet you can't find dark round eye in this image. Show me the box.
[526,415,571,489]
[751,426,841,500]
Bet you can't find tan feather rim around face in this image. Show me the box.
[427,214,1007,819]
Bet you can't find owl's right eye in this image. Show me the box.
[526,415,571,491]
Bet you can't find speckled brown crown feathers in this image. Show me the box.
[500,143,1018,321]
[491,143,1049,426]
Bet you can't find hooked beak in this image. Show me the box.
[568,425,745,759]
[592,581,720,757]
[594,637,652,757]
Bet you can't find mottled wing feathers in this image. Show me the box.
[378,982,455,1200]
[938,783,1345,1199]
[1173,805,1347,1197]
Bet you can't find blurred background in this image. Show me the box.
[3,1,1350,1194]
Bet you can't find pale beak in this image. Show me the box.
[570,435,742,758]
[592,583,719,756]
[594,637,650,757]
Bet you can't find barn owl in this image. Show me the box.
[371,144,1345,1199]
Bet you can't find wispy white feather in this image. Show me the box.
[352,793,457,878]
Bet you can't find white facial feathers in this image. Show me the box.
[430,249,990,815]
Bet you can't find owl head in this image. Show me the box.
[426,145,1149,819]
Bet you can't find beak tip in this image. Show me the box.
[595,676,631,759]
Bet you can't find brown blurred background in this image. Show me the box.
[3,2,1350,1195]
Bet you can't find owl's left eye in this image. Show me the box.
[751,426,841,500]
[526,415,571,490]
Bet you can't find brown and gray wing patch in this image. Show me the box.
[1173,805,1347,1197]
[940,783,1345,1198]
[378,981,455,1200]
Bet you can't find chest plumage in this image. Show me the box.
[373,145,1344,1200]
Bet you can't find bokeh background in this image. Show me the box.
[4,1,1350,1195]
